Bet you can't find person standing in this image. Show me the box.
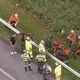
[21,50,32,72]
[10,34,17,55]
[25,36,33,60]
[39,40,46,53]
[53,40,63,56]
[67,30,76,48]
[9,13,19,28]
[36,52,46,74]
[54,63,62,80]
[20,32,26,54]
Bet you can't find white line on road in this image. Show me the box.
[0,68,16,80]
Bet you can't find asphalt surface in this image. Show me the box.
[0,38,43,80]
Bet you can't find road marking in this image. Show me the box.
[0,68,16,80]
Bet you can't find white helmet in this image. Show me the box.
[41,40,44,44]
[55,62,59,66]
[26,37,30,40]
[12,34,16,37]
[14,13,18,17]
[78,36,80,39]
[71,30,74,33]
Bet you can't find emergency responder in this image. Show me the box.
[42,63,54,80]
[67,30,77,59]
[25,36,33,60]
[9,13,19,28]
[36,51,46,74]
[21,50,32,71]
[10,34,17,55]
[39,40,46,53]
[67,30,76,48]
[54,63,62,80]
[52,40,64,60]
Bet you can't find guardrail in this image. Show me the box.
[0,18,80,78]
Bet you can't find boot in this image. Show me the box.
[28,66,32,71]
[24,65,27,72]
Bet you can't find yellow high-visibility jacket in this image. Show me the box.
[54,65,62,76]
[25,40,32,51]
[39,43,45,53]
[36,54,46,62]
[21,53,28,61]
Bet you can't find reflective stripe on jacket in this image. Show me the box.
[54,65,62,76]
[36,54,46,62]
[25,40,32,51]
[21,53,28,61]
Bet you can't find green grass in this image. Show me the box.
[18,0,80,35]
[0,0,49,41]
[0,0,80,80]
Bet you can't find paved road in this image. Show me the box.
[0,38,43,80]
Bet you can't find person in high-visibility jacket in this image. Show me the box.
[25,36,33,59]
[36,52,46,74]
[21,50,32,71]
[39,40,46,53]
[54,63,62,80]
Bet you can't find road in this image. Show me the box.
[0,38,43,80]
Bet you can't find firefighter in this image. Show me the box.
[67,30,76,48]
[54,63,62,80]
[25,36,33,60]
[39,40,46,53]
[9,13,19,28]
[36,51,46,74]
[42,63,53,80]
[21,50,32,72]
[53,41,63,57]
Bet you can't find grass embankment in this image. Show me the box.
[0,0,80,80]
[18,0,80,35]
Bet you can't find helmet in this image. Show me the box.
[23,49,26,53]
[14,13,18,17]
[78,36,80,39]
[55,62,59,66]
[26,37,30,40]
[12,34,16,37]
[41,40,44,44]
[39,50,43,54]
[71,30,74,33]
[26,33,30,36]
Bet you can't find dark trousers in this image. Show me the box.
[21,41,25,54]
[37,62,44,74]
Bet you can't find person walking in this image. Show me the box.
[36,51,46,74]
[9,13,19,28]
[21,50,32,72]
[54,63,62,80]
[25,36,33,60]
